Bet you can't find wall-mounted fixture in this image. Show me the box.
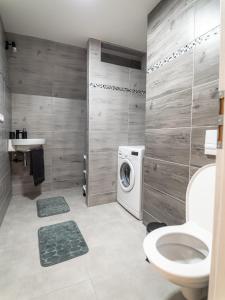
[0,113,4,123]
[5,40,17,52]
[205,129,218,155]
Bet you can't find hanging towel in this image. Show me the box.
[30,147,45,186]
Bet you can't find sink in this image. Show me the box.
[8,139,46,152]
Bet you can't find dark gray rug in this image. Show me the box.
[37,196,70,217]
[38,220,89,267]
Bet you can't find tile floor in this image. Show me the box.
[0,188,185,300]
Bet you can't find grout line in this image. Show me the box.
[28,278,93,300]
[145,125,217,132]
[128,69,130,143]
[143,209,161,223]
[146,87,192,103]
[144,156,190,168]
[189,14,196,181]
[88,274,99,300]
[192,78,219,90]
[147,26,220,74]
[145,126,192,131]
[143,182,186,205]
[146,78,219,103]
[89,191,116,197]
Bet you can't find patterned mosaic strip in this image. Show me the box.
[89,82,146,96]
[147,26,220,74]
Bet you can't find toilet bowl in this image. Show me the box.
[143,164,216,300]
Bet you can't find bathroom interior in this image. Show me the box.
[0,0,224,299]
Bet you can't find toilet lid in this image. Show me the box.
[186,164,216,233]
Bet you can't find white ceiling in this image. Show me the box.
[0,0,160,51]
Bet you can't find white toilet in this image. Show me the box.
[143,164,216,300]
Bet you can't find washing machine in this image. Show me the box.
[117,146,145,220]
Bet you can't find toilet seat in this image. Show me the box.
[143,221,212,285]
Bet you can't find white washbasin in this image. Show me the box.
[8,139,46,152]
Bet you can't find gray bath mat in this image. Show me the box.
[37,196,70,217]
[38,220,89,267]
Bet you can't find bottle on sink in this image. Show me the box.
[22,128,28,139]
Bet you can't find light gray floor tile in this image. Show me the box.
[0,188,182,300]
[31,279,97,300]
[91,262,185,300]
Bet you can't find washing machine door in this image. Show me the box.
[119,159,135,192]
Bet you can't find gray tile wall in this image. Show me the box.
[87,39,146,206]
[7,33,87,100]
[11,94,86,195]
[144,0,220,225]
[8,34,87,196]
[0,18,12,224]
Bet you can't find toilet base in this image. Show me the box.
[181,287,208,300]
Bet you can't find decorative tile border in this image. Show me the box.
[89,82,146,96]
[147,26,220,74]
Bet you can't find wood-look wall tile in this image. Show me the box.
[89,89,129,132]
[128,94,145,133]
[52,97,86,132]
[52,97,85,114]
[52,64,86,100]
[0,73,3,112]
[189,166,199,179]
[191,126,217,167]
[12,93,52,114]
[194,0,220,37]
[145,0,220,226]
[52,150,83,187]
[88,192,116,207]
[7,33,53,62]
[52,149,83,164]
[9,64,53,97]
[52,145,83,184]
[52,131,85,152]
[52,151,83,187]
[128,131,145,146]
[144,157,189,201]
[147,0,189,37]
[88,39,101,68]
[145,128,191,165]
[12,93,53,132]
[0,19,12,222]
[89,131,128,153]
[147,50,193,100]
[52,163,83,181]
[144,185,185,225]
[194,32,219,86]
[88,151,117,195]
[146,89,192,129]
[192,81,219,126]
[7,32,87,100]
[12,111,53,132]
[90,62,130,87]
[52,179,81,190]
[48,41,87,68]
[143,210,159,225]
[129,69,146,90]
[148,3,194,65]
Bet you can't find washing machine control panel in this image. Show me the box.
[131,151,138,156]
